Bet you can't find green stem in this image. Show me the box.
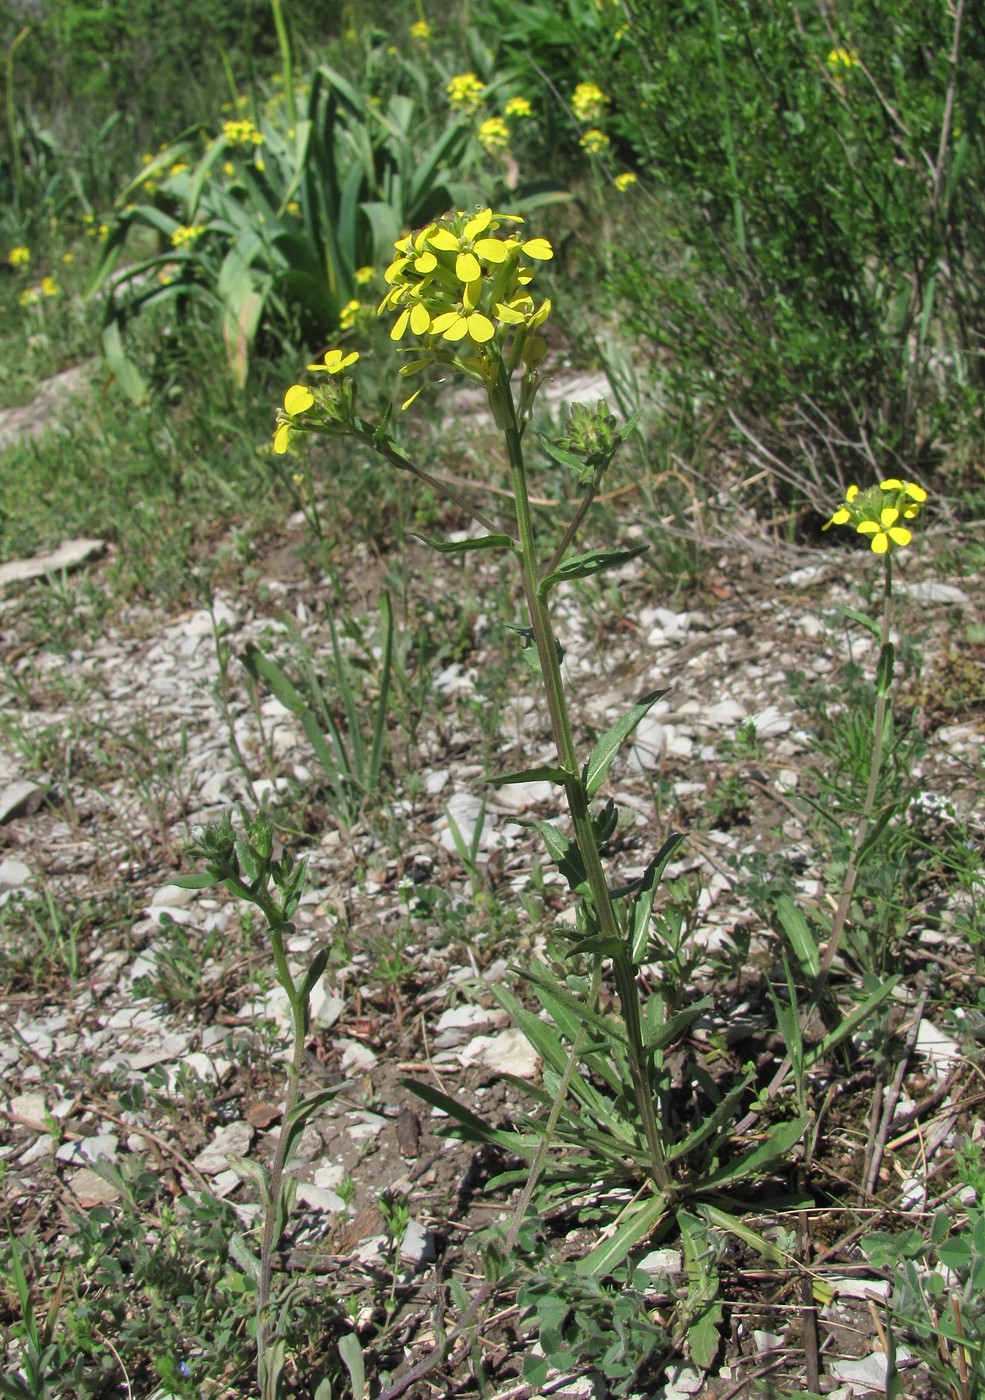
[492,374,670,1193]
[5,27,30,214]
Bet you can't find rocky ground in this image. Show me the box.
[1,386,984,1397]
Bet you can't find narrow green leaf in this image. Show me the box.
[537,435,592,475]
[585,690,670,798]
[773,894,820,980]
[828,603,881,639]
[630,831,687,962]
[490,764,572,787]
[696,1114,809,1191]
[875,640,895,698]
[805,977,899,1069]
[529,819,588,893]
[169,872,220,890]
[575,1191,668,1277]
[412,532,515,554]
[539,544,649,596]
[101,318,148,403]
[401,1080,532,1153]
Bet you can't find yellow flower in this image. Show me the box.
[504,96,533,120]
[822,483,859,530]
[387,44,398,55]
[223,161,236,177]
[580,128,610,155]
[572,81,608,123]
[286,200,301,216]
[857,507,911,554]
[827,46,860,74]
[614,172,637,192]
[410,19,431,40]
[171,224,204,249]
[355,265,375,285]
[478,117,510,153]
[339,299,361,330]
[273,384,315,454]
[98,223,109,239]
[40,276,60,298]
[306,348,360,373]
[880,478,927,519]
[62,251,74,264]
[7,246,30,268]
[18,286,41,307]
[447,72,486,113]
[169,161,189,177]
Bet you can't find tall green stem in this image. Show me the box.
[492,375,670,1193]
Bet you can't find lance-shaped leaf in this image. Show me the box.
[584,689,670,799]
[489,764,573,787]
[575,1190,668,1277]
[412,532,515,554]
[539,544,649,596]
[773,893,820,980]
[630,831,687,962]
[530,819,589,894]
[695,1114,809,1191]
[537,433,595,483]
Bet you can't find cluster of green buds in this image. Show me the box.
[823,477,928,553]
[378,207,553,405]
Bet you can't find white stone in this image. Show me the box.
[193,1121,254,1175]
[55,1134,118,1165]
[896,580,969,605]
[399,1218,436,1264]
[915,1019,960,1081]
[338,1040,378,1072]
[0,781,47,824]
[0,858,33,887]
[750,706,792,738]
[458,1027,540,1079]
[296,1181,346,1213]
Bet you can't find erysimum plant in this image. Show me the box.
[268,207,820,1293]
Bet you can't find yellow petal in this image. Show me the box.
[880,478,902,491]
[384,256,409,284]
[880,506,900,528]
[466,312,495,342]
[464,208,493,240]
[887,526,912,547]
[856,521,879,535]
[440,314,469,341]
[475,237,510,263]
[390,307,410,341]
[414,250,437,273]
[284,384,314,415]
[409,302,431,334]
[429,311,460,336]
[273,423,292,454]
[846,484,859,500]
[494,301,526,325]
[520,237,553,260]
[456,251,482,283]
[428,228,460,251]
[870,532,889,553]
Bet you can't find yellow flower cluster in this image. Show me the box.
[580,128,610,155]
[614,172,637,192]
[355,265,375,285]
[7,245,30,268]
[273,350,359,454]
[571,81,608,123]
[478,117,510,154]
[339,298,361,330]
[823,478,927,553]
[827,46,861,74]
[223,118,264,147]
[171,225,205,249]
[18,276,59,307]
[446,72,485,113]
[504,96,533,120]
[410,19,431,40]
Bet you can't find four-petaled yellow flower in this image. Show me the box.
[580,128,610,155]
[478,117,510,154]
[614,172,637,192]
[307,349,360,373]
[446,73,486,113]
[504,96,533,120]
[7,246,30,268]
[822,483,859,530]
[572,82,608,123]
[410,19,431,40]
[273,384,315,454]
[857,507,911,554]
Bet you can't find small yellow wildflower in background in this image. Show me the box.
[40,276,60,298]
[339,299,361,330]
[826,46,861,74]
[171,225,204,249]
[169,161,189,177]
[7,246,30,268]
[286,200,301,217]
[572,81,608,123]
[822,478,927,553]
[504,96,533,120]
[447,72,486,113]
[355,265,375,285]
[98,223,110,239]
[410,19,431,40]
[387,45,398,55]
[614,172,637,192]
[223,118,264,147]
[580,128,610,155]
[62,251,74,264]
[19,286,41,307]
[478,117,510,154]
